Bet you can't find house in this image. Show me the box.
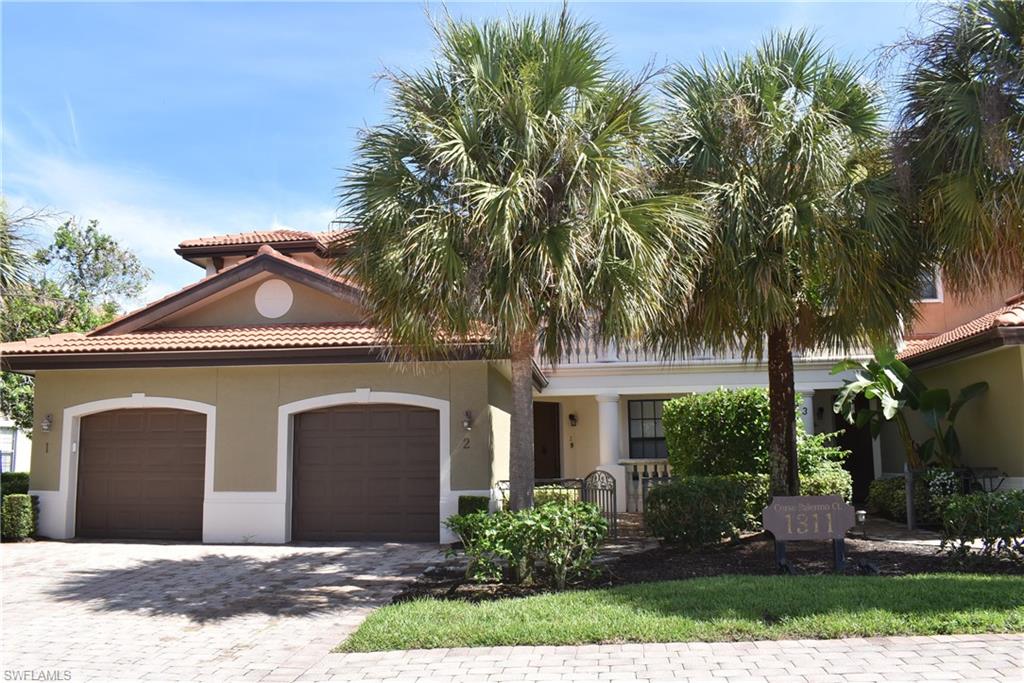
[1,229,1013,544]
[0,418,31,473]
[884,289,1024,489]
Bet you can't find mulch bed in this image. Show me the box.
[392,533,1024,604]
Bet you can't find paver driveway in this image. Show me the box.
[1,540,440,682]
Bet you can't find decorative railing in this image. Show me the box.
[538,334,869,368]
[621,459,672,513]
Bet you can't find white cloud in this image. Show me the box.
[3,130,336,302]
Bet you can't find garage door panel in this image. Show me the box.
[292,403,439,542]
[77,408,205,540]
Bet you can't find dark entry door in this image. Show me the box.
[833,395,875,503]
[533,402,561,479]
[76,408,206,540]
[292,403,439,542]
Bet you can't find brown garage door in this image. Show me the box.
[76,408,205,540]
[292,404,439,542]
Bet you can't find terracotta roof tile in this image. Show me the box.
[899,294,1024,361]
[178,229,349,250]
[0,323,488,356]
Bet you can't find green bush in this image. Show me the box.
[529,503,608,589]
[726,472,771,529]
[1,472,29,500]
[663,388,770,476]
[644,477,748,548]
[936,491,1024,562]
[444,502,607,589]
[867,475,940,525]
[533,485,581,507]
[1,494,34,540]
[457,495,490,515]
[662,389,852,500]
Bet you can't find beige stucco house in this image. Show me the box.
[4,229,1018,544]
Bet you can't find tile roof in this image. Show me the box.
[178,229,347,250]
[899,292,1024,361]
[88,244,360,337]
[0,323,489,356]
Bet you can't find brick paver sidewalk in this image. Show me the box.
[311,634,1023,682]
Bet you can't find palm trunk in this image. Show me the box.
[768,326,799,497]
[508,330,536,511]
[895,413,924,470]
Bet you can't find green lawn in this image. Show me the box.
[339,574,1024,652]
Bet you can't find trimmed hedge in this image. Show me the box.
[867,476,940,526]
[1,471,30,500]
[458,495,490,516]
[1,493,34,540]
[663,388,770,476]
[645,476,748,548]
[936,491,1024,561]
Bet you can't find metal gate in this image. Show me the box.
[495,470,617,538]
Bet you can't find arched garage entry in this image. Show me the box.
[279,390,450,543]
[77,408,206,539]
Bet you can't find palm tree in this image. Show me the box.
[654,31,926,496]
[0,200,37,307]
[335,8,706,510]
[895,0,1024,296]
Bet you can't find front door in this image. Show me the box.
[833,395,875,503]
[533,402,561,480]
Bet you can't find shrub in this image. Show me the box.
[644,476,747,548]
[457,495,490,515]
[444,502,608,589]
[445,511,502,581]
[663,388,770,476]
[530,503,607,589]
[1,494,34,540]
[936,491,1024,562]
[533,485,581,507]
[1,472,29,500]
[725,472,771,529]
[801,465,853,502]
[868,475,940,525]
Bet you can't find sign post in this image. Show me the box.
[762,496,856,572]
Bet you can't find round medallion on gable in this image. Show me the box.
[254,279,294,318]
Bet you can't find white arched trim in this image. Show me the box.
[276,389,452,543]
[34,394,216,540]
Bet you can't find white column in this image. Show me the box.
[595,393,627,510]
[800,390,815,435]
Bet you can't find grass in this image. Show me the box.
[339,574,1024,652]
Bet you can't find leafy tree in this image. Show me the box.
[1,218,150,430]
[833,348,988,470]
[894,0,1024,295]
[654,31,925,496]
[335,8,706,509]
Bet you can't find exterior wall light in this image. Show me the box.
[463,411,473,431]
[568,413,578,427]
[40,414,53,432]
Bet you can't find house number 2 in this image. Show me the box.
[462,437,471,449]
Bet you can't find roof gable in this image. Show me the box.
[93,245,363,336]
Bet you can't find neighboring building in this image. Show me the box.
[0,418,32,474]
[884,290,1024,489]
[1,229,1014,544]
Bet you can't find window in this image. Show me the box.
[628,399,668,459]
[0,426,15,473]
[919,269,942,301]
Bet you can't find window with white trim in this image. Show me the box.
[628,399,668,459]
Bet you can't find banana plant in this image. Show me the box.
[832,348,988,469]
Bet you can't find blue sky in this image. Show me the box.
[3,1,923,300]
